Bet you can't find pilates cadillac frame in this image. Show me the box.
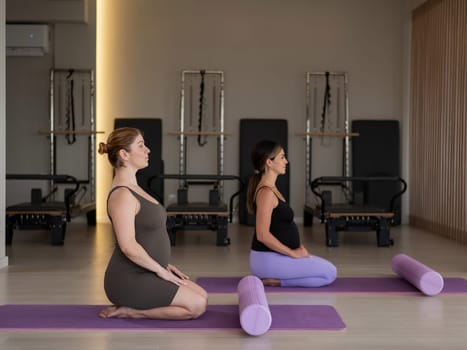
[171,69,227,183]
[41,69,99,224]
[296,71,354,226]
[163,69,237,246]
[5,70,98,246]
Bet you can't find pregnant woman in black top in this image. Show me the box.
[247,140,337,287]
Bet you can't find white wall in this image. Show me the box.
[6,0,88,23]
[97,0,409,222]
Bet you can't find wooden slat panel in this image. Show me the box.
[410,0,467,244]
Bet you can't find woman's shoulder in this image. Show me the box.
[255,186,279,204]
[255,185,275,197]
[107,186,139,217]
[255,185,286,203]
[108,185,137,201]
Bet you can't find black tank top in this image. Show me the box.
[251,187,301,252]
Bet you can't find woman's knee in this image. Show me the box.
[172,286,207,318]
[326,262,338,283]
[188,293,207,319]
[197,285,208,300]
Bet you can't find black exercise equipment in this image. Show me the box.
[351,120,402,224]
[311,176,407,247]
[5,174,80,245]
[114,118,164,203]
[149,174,243,246]
[239,119,289,226]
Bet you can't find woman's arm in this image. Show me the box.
[108,188,186,286]
[255,188,308,258]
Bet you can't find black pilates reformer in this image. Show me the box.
[5,174,81,245]
[311,176,407,247]
[149,174,244,246]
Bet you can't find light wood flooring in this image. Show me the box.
[1,221,467,349]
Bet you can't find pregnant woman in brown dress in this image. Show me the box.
[98,127,207,319]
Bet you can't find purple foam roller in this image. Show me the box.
[237,275,272,336]
[391,254,444,296]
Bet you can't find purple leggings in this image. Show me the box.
[249,250,337,287]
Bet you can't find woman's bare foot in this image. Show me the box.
[99,305,134,318]
[261,278,281,287]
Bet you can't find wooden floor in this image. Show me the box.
[1,221,467,349]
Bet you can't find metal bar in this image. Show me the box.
[49,70,55,197]
[219,72,225,198]
[305,72,311,205]
[182,70,224,75]
[343,72,350,178]
[179,71,186,187]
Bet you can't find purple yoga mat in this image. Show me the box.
[0,304,345,331]
[196,277,467,294]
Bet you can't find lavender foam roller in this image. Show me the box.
[237,275,272,336]
[391,254,444,296]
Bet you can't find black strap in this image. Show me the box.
[197,70,207,146]
[320,71,331,132]
[65,69,76,145]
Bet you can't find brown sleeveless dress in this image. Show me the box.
[103,186,179,309]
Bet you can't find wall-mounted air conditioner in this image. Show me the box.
[6,24,49,57]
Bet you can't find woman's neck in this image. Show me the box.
[113,167,138,186]
[260,172,278,188]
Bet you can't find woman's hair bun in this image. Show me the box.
[98,142,108,154]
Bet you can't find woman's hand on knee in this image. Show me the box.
[291,245,310,258]
[156,268,188,286]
